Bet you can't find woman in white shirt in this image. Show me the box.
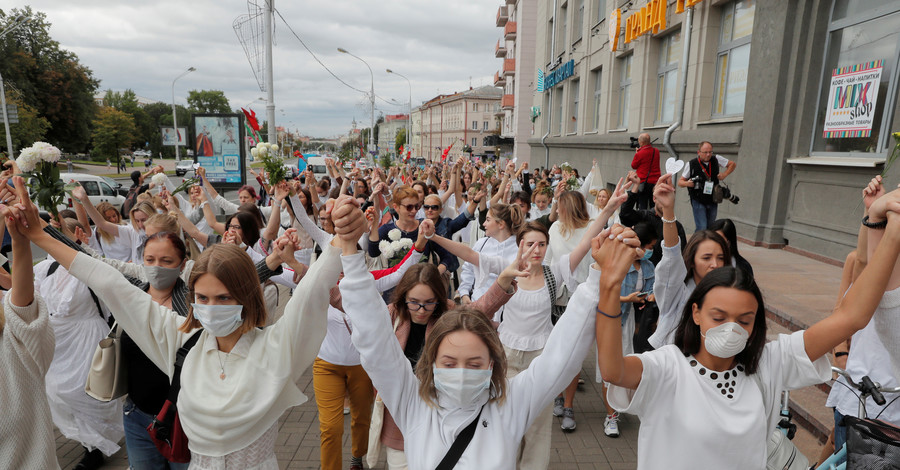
[593,215,900,470]
[329,197,603,469]
[75,184,154,263]
[21,188,346,469]
[649,175,731,349]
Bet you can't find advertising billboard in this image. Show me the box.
[160,127,188,146]
[192,114,245,189]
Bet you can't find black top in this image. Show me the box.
[686,157,720,205]
[405,321,428,370]
[619,191,687,266]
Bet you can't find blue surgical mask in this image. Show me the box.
[432,365,493,408]
[641,249,653,261]
[530,182,536,190]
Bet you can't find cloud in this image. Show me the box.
[26,0,502,137]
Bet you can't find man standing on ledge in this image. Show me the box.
[630,133,661,210]
[677,141,737,231]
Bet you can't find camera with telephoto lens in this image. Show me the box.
[629,136,640,149]
[721,186,740,204]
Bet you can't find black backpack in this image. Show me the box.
[121,186,140,218]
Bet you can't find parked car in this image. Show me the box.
[133,149,152,158]
[176,159,195,176]
[99,175,129,197]
[283,163,299,179]
[54,172,127,212]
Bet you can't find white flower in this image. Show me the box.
[379,240,393,258]
[34,142,61,163]
[151,173,167,187]
[251,147,259,158]
[390,240,404,253]
[271,144,279,153]
[15,147,39,172]
[388,228,402,241]
[400,238,413,249]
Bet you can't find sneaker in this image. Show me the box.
[604,412,620,437]
[73,448,104,470]
[561,408,576,432]
[552,396,565,417]
[343,406,350,415]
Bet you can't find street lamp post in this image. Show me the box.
[338,48,375,159]
[386,69,412,159]
[171,66,196,162]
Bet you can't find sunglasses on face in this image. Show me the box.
[423,204,441,211]
[400,203,421,212]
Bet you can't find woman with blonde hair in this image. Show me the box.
[330,197,604,469]
[74,182,155,264]
[21,184,348,467]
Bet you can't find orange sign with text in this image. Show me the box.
[624,0,667,45]
[609,8,622,52]
[676,0,705,14]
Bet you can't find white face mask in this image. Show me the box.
[143,265,181,290]
[191,303,244,337]
[701,322,750,358]
[432,365,492,408]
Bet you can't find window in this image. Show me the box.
[82,181,100,196]
[574,0,584,43]
[656,31,682,124]
[569,79,580,134]
[713,0,755,117]
[554,87,565,135]
[483,121,489,131]
[473,103,479,112]
[472,138,477,147]
[597,0,607,24]
[559,5,567,55]
[618,54,632,129]
[592,68,603,131]
[812,5,900,154]
[547,19,554,61]
[100,182,115,196]
[472,121,478,130]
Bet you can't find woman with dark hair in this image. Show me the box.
[593,217,900,469]
[710,218,754,278]
[650,174,732,349]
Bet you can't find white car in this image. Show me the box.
[133,149,152,158]
[57,172,127,212]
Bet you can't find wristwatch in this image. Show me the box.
[861,215,888,229]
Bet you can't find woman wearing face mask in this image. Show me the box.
[74,183,154,263]
[593,217,900,470]
[330,197,603,469]
[330,226,518,470]
[650,174,731,349]
[23,188,346,467]
[35,218,124,470]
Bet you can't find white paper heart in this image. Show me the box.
[192,163,200,170]
[665,157,685,175]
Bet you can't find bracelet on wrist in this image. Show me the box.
[596,307,623,319]
[861,215,888,229]
[660,215,677,224]
[834,351,849,358]
[424,232,434,239]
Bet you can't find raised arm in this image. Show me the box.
[163,193,210,247]
[72,183,120,237]
[654,174,679,249]
[569,177,632,273]
[419,219,480,266]
[200,189,226,234]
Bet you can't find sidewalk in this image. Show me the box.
[67,158,179,179]
[54,242,846,469]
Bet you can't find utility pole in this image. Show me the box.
[265,0,276,144]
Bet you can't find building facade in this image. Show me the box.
[377,114,409,155]
[418,86,503,161]
[495,0,538,163]
[526,0,900,261]
[410,107,423,158]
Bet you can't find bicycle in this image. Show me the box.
[779,366,900,470]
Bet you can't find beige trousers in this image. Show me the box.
[504,345,552,470]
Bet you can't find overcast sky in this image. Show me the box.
[24,0,501,137]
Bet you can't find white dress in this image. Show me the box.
[35,259,124,456]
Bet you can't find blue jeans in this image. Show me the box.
[833,408,848,465]
[123,399,190,470]
[690,199,718,231]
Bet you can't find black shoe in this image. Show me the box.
[73,448,104,470]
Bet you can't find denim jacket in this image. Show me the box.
[619,259,655,324]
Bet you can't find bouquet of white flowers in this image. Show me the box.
[16,141,64,217]
[379,230,413,261]
[151,173,168,193]
[252,142,288,185]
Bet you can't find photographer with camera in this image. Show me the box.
[677,141,737,231]
[630,133,661,211]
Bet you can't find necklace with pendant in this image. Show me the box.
[216,350,228,380]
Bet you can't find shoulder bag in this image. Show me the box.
[542,265,562,325]
[147,330,203,463]
[84,322,126,402]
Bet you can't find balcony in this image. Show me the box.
[504,21,517,40]
[501,94,515,110]
[502,58,516,76]
[496,5,508,27]
[494,71,506,86]
[495,39,507,58]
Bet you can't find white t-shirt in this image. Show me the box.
[608,331,830,470]
[317,306,361,367]
[117,224,145,265]
[682,154,731,179]
[88,227,133,262]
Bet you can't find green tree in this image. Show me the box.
[2,92,51,154]
[92,107,136,169]
[102,89,156,152]
[187,90,231,114]
[0,8,99,152]
[394,127,407,154]
[145,102,192,159]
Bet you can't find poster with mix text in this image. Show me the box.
[823,60,883,138]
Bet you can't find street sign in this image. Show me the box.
[0,104,18,124]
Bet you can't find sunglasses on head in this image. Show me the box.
[400,203,421,212]
[423,204,441,211]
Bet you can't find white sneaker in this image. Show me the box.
[604,413,620,437]
[552,396,564,417]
